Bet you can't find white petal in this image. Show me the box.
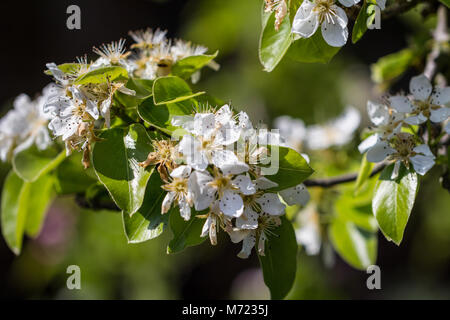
[193,113,215,138]
[171,115,194,131]
[237,233,256,259]
[292,1,319,38]
[178,198,192,221]
[201,215,212,238]
[229,228,250,244]
[214,122,240,145]
[389,95,413,113]
[188,171,215,211]
[232,175,256,195]
[413,144,435,158]
[339,0,360,7]
[254,177,278,190]
[366,141,395,163]
[280,184,310,206]
[256,193,286,216]
[404,113,427,125]
[430,107,450,123]
[358,134,379,153]
[211,148,238,167]
[170,165,192,178]
[410,74,432,101]
[219,190,244,218]
[236,207,259,230]
[215,104,233,125]
[410,155,435,175]
[162,192,175,214]
[430,87,450,106]
[220,161,249,175]
[367,101,390,126]
[321,6,348,47]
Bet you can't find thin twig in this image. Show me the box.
[304,162,386,188]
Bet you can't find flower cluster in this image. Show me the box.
[359,74,450,177]
[292,0,386,47]
[0,85,54,161]
[41,29,215,167]
[142,105,310,258]
[127,28,219,82]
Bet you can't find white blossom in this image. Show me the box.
[292,0,353,48]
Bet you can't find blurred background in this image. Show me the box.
[0,0,449,299]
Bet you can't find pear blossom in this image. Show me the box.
[292,0,352,48]
[391,75,450,125]
[280,183,310,206]
[174,105,247,173]
[161,165,194,220]
[358,100,405,157]
[0,87,54,161]
[274,116,307,151]
[229,213,281,259]
[92,39,134,73]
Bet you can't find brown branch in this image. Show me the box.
[304,162,387,188]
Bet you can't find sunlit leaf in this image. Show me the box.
[152,76,204,105]
[372,163,418,245]
[92,124,154,214]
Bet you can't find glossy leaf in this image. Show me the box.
[259,216,297,300]
[352,2,380,44]
[123,173,169,243]
[287,31,340,64]
[167,211,206,254]
[354,154,374,196]
[262,146,314,191]
[25,174,55,237]
[12,145,65,182]
[55,153,97,195]
[92,124,154,214]
[74,66,128,85]
[115,78,154,108]
[1,171,55,254]
[329,217,378,270]
[172,52,218,79]
[372,164,418,245]
[152,76,204,105]
[44,63,83,75]
[371,49,414,85]
[138,97,196,135]
[259,4,293,72]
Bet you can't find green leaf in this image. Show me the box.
[25,174,55,237]
[259,4,293,72]
[74,66,128,85]
[287,31,340,64]
[371,49,414,85]
[354,154,375,196]
[122,173,169,243]
[1,172,55,254]
[372,163,418,245]
[1,172,29,254]
[92,124,154,214]
[352,2,377,44]
[262,146,314,191]
[44,63,83,75]
[12,145,66,182]
[336,179,378,233]
[152,76,204,105]
[172,52,218,79]
[167,211,206,254]
[115,78,154,108]
[439,0,450,8]
[259,216,297,300]
[55,153,97,195]
[138,97,196,135]
[329,217,378,270]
